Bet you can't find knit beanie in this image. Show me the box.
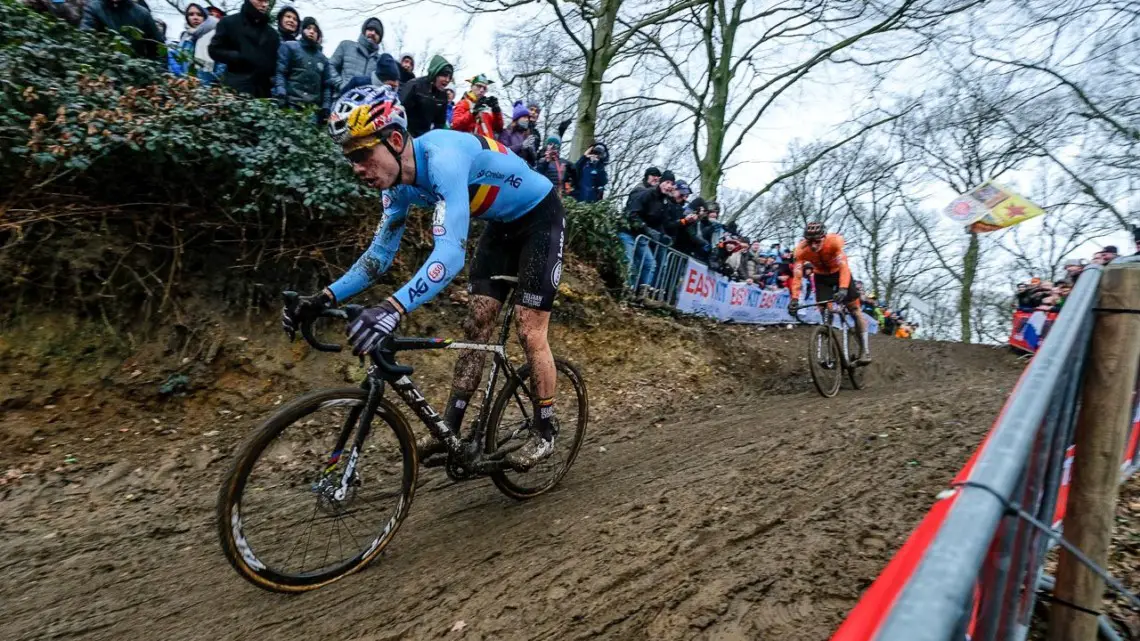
[376,53,401,83]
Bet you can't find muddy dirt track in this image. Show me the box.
[0,330,1024,641]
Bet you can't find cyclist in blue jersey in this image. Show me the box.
[281,85,565,469]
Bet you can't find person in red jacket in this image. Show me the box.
[452,74,504,138]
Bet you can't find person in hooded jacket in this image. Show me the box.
[497,102,539,166]
[399,54,417,84]
[330,17,383,93]
[398,54,454,137]
[275,6,299,42]
[273,17,337,116]
[209,0,280,98]
[80,0,164,59]
[573,141,609,203]
[535,135,575,198]
[621,172,676,290]
[452,74,503,137]
[170,4,218,79]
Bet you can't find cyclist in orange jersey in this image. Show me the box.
[787,222,872,365]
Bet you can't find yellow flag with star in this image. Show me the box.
[944,181,1045,233]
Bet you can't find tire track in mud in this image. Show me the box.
[0,342,1021,641]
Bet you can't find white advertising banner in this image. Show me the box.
[674,258,879,333]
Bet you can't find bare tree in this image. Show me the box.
[628,0,982,202]
[896,72,1064,342]
[493,26,691,196]
[966,0,1140,229]
[362,0,704,158]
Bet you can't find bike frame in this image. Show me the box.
[804,300,856,369]
[323,297,534,489]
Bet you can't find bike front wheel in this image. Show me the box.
[485,358,589,500]
[216,387,418,593]
[808,326,842,398]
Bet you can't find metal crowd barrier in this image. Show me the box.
[628,233,694,307]
[833,263,1107,641]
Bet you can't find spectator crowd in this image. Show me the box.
[1015,234,1139,313]
[48,0,616,202]
[616,166,910,336]
[42,0,1140,342]
[61,0,905,334]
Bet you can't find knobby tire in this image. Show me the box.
[485,358,588,499]
[216,388,418,593]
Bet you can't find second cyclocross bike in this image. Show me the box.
[796,300,867,398]
[217,277,588,593]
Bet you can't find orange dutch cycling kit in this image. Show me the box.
[790,233,852,295]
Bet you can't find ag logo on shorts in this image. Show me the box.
[431,225,446,236]
[551,260,563,288]
[427,261,447,283]
[382,193,392,209]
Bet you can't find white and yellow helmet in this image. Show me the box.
[327,85,408,152]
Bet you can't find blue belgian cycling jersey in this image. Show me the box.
[328,130,554,312]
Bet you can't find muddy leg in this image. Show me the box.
[444,295,502,431]
[516,306,556,439]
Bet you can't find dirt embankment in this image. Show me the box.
[0,266,1026,641]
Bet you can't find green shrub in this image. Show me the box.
[562,197,627,290]
[0,0,380,321]
[0,0,374,217]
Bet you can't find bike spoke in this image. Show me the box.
[288,502,321,573]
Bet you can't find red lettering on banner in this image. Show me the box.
[759,291,778,309]
[731,286,746,306]
[683,269,714,298]
[685,269,699,294]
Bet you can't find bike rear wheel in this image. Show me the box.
[216,388,417,592]
[485,358,588,500]
[847,327,867,390]
[808,326,842,398]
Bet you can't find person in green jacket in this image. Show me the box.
[398,54,455,137]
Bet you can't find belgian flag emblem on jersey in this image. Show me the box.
[468,184,500,217]
[478,137,508,154]
[469,137,508,216]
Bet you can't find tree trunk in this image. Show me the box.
[570,0,619,159]
[958,230,979,343]
[698,11,735,203]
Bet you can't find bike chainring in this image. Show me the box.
[444,455,477,482]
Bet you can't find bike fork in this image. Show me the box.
[840,326,850,368]
[325,376,385,501]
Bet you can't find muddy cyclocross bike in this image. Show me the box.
[217,277,588,593]
[795,300,867,398]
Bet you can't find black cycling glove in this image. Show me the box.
[282,291,334,340]
[833,287,848,303]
